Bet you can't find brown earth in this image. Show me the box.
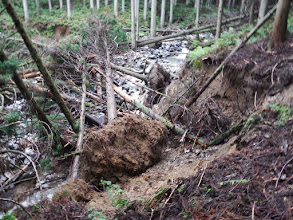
[15,37,293,220]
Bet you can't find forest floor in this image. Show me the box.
[8,33,293,220]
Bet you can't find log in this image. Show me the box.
[173,5,277,122]
[113,85,206,147]
[135,15,245,46]
[110,63,148,83]
[122,28,182,32]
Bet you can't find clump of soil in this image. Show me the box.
[81,115,167,185]
[145,63,171,107]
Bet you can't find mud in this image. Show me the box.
[81,115,167,185]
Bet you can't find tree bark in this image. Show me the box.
[136,0,140,40]
[143,0,148,20]
[160,0,166,28]
[131,0,137,50]
[96,0,100,9]
[122,0,125,12]
[22,0,29,23]
[2,0,78,133]
[169,0,174,26]
[67,0,71,18]
[105,0,108,5]
[48,0,52,12]
[90,0,94,14]
[271,0,290,47]
[35,0,40,15]
[173,4,277,122]
[114,0,118,16]
[150,0,157,38]
[104,41,117,122]
[195,0,200,29]
[240,0,246,14]
[249,0,255,25]
[71,70,86,180]
[258,0,268,23]
[216,0,223,39]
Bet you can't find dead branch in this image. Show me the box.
[21,71,41,79]
[0,197,33,219]
[173,5,277,122]
[71,71,87,181]
[0,149,42,190]
[109,63,148,83]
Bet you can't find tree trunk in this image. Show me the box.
[136,0,140,39]
[67,0,71,18]
[169,0,174,26]
[249,0,255,25]
[271,0,290,47]
[227,0,231,10]
[122,0,125,12]
[35,0,40,15]
[2,0,78,133]
[90,0,94,13]
[71,70,86,180]
[0,50,63,147]
[104,40,117,122]
[240,0,246,14]
[195,0,200,28]
[131,0,137,50]
[216,0,223,39]
[150,0,157,38]
[143,0,147,20]
[105,0,108,5]
[160,0,166,28]
[96,0,100,9]
[258,0,268,23]
[48,0,52,11]
[114,0,118,16]
[22,0,29,23]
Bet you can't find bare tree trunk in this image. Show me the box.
[90,0,94,14]
[136,0,140,39]
[2,0,78,133]
[216,0,223,39]
[114,0,118,16]
[249,0,255,25]
[105,0,108,5]
[227,0,231,10]
[71,71,86,180]
[271,0,290,47]
[104,41,117,122]
[160,0,166,28]
[143,0,147,20]
[258,0,268,23]
[122,0,125,12]
[67,0,71,18]
[150,0,157,37]
[195,0,200,28]
[169,0,174,26]
[22,0,29,23]
[131,0,137,50]
[48,0,52,12]
[96,0,100,9]
[240,0,246,14]
[36,0,40,15]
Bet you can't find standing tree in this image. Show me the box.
[136,0,139,39]
[131,0,137,49]
[160,0,166,28]
[169,0,174,26]
[90,0,94,13]
[271,0,290,47]
[249,0,256,24]
[114,0,118,16]
[35,0,40,15]
[59,0,63,10]
[97,0,100,9]
[240,0,246,14]
[143,0,147,20]
[195,0,200,29]
[150,0,157,38]
[105,0,108,5]
[22,0,29,23]
[216,0,223,39]
[258,0,268,23]
[48,0,52,12]
[67,0,71,18]
[122,0,125,12]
